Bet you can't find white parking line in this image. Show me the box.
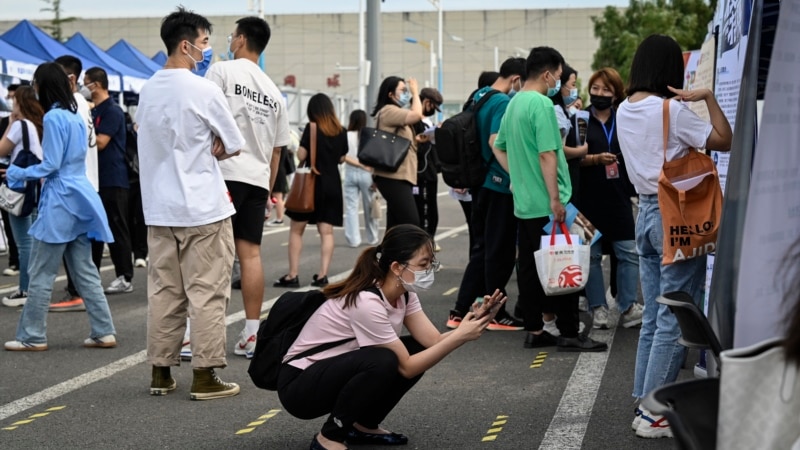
[0,224,469,422]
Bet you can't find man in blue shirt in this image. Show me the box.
[447,58,527,331]
[84,67,133,294]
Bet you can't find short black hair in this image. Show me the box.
[85,67,109,90]
[498,57,526,80]
[477,71,499,88]
[627,34,684,98]
[160,6,213,56]
[526,46,564,80]
[33,62,77,113]
[235,16,271,54]
[54,55,82,77]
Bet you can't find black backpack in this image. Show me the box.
[434,89,500,188]
[248,287,407,391]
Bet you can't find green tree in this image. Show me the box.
[40,0,77,42]
[591,0,715,84]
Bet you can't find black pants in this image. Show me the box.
[2,208,19,268]
[374,176,419,232]
[517,217,579,337]
[128,181,147,260]
[413,177,439,237]
[278,336,425,443]
[455,189,517,314]
[91,187,133,282]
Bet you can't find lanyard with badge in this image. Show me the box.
[600,113,619,179]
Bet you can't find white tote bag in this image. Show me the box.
[534,222,590,296]
[717,338,800,450]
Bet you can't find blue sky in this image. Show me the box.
[0,0,628,20]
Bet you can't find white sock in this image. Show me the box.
[245,319,260,337]
[183,318,191,343]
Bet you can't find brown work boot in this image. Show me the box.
[190,368,240,401]
[150,366,176,396]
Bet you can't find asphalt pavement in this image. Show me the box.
[0,188,690,449]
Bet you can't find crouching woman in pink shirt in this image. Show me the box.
[277,224,505,450]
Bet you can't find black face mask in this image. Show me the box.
[590,94,613,111]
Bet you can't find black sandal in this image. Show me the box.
[273,274,299,288]
[345,429,408,446]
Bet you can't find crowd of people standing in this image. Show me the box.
[0,5,736,447]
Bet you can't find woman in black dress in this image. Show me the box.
[274,94,347,288]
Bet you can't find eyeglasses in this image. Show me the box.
[405,260,440,275]
[227,33,237,44]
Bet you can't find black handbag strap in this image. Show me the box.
[19,120,30,154]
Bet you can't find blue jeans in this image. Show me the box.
[343,166,379,247]
[632,195,706,399]
[15,234,116,344]
[8,210,35,292]
[586,238,639,313]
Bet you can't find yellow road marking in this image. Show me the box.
[46,406,66,411]
[247,421,266,427]
[492,420,507,426]
[482,435,497,442]
[28,413,49,418]
[443,287,458,296]
[2,426,18,431]
[235,409,281,435]
[481,415,508,443]
[235,428,255,435]
[487,427,502,434]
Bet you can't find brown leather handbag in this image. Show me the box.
[285,123,319,214]
[658,99,723,265]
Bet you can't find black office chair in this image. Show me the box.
[641,378,720,450]
[657,291,723,371]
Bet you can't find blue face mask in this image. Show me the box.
[187,42,213,72]
[396,91,411,108]
[546,73,561,98]
[562,88,578,106]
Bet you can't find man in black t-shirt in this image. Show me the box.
[84,67,133,294]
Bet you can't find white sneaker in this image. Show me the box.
[266,219,285,227]
[636,410,673,438]
[632,406,645,431]
[593,306,609,329]
[620,303,644,328]
[134,258,147,268]
[3,266,19,276]
[233,329,256,358]
[5,340,48,351]
[180,340,192,361]
[2,290,27,307]
[105,275,133,294]
[542,319,561,337]
[83,335,117,348]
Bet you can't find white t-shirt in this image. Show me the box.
[6,119,43,163]
[616,96,713,195]
[346,130,360,160]
[135,69,246,227]
[284,289,423,370]
[75,94,99,191]
[205,59,291,190]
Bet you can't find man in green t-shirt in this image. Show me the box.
[494,46,606,352]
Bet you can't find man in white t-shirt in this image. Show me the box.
[49,55,100,313]
[205,16,290,358]
[135,7,246,401]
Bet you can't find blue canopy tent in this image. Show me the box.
[107,39,162,76]
[65,33,149,93]
[0,37,45,80]
[1,20,123,91]
[152,51,167,66]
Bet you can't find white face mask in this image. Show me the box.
[80,86,93,101]
[399,267,435,293]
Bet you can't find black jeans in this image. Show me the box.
[413,177,439,237]
[517,217,579,337]
[2,208,19,268]
[128,181,147,260]
[374,176,419,232]
[91,187,133,282]
[278,336,425,443]
[455,189,517,315]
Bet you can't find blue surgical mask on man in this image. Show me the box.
[546,72,561,98]
[187,42,213,72]
[562,88,578,106]
[396,91,411,108]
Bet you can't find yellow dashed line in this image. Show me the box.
[530,352,548,369]
[443,287,458,296]
[235,409,281,435]
[3,406,66,431]
[481,415,508,443]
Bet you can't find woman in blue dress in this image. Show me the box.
[4,62,117,351]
